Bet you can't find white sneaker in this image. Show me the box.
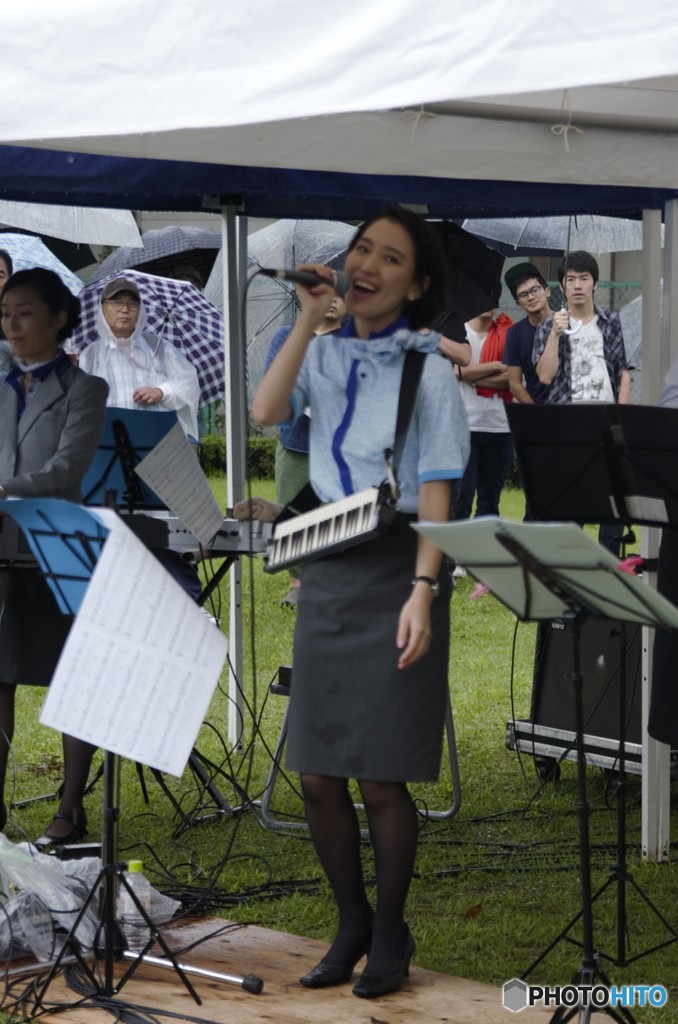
[452,564,467,578]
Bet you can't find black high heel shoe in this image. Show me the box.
[299,935,372,989]
[352,926,416,999]
[33,808,87,850]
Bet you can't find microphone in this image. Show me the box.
[259,267,350,297]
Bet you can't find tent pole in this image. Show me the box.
[640,207,670,863]
[221,203,248,750]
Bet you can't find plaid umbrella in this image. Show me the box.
[68,269,224,406]
[0,233,84,294]
[89,225,222,285]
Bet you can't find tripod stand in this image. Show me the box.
[523,615,678,988]
[80,407,243,828]
[507,401,678,975]
[0,499,264,1014]
[414,516,678,1023]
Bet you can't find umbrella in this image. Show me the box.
[205,218,355,399]
[89,226,222,285]
[0,202,141,274]
[431,222,506,341]
[619,284,661,372]
[462,215,651,256]
[0,233,84,294]
[0,201,141,247]
[69,269,225,406]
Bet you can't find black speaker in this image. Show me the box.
[531,618,642,746]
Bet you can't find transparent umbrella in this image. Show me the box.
[0,201,141,247]
[0,233,84,294]
[462,215,651,255]
[205,218,355,400]
[618,283,662,372]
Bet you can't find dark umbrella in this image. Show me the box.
[431,222,506,341]
[69,269,225,406]
[89,226,222,286]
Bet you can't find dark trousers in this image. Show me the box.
[453,431,514,520]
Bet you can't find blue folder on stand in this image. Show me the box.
[0,499,109,616]
[81,407,179,510]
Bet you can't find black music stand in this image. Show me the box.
[415,517,678,1024]
[0,500,263,1017]
[508,402,678,968]
[506,403,678,530]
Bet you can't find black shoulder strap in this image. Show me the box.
[275,350,427,524]
[390,350,426,479]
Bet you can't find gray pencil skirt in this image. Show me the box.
[285,517,451,783]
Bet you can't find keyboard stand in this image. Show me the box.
[258,668,462,834]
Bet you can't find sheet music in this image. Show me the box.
[415,518,678,629]
[40,508,227,776]
[134,423,224,546]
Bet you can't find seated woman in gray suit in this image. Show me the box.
[0,268,108,846]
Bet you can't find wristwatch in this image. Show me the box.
[411,575,440,597]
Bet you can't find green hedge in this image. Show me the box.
[200,434,277,479]
[200,433,521,490]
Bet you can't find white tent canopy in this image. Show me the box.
[3,1,678,193]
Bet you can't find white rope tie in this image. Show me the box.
[551,90,584,152]
[402,105,436,144]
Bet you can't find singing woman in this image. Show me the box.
[252,207,469,999]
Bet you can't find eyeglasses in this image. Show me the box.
[516,284,544,301]
[104,299,140,310]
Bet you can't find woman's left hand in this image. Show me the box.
[396,588,433,669]
[133,386,163,406]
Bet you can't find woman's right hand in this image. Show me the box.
[294,263,341,326]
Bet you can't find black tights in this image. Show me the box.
[0,681,96,834]
[300,772,418,973]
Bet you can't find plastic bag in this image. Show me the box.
[0,834,181,956]
[0,834,100,950]
[0,890,56,962]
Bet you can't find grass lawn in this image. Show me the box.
[3,482,677,1021]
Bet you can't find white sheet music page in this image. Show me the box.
[134,422,224,546]
[40,508,227,777]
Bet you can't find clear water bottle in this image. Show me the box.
[118,860,152,951]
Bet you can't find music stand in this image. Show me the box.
[506,403,678,529]
[83,408,241,828]
[508,402,678,966]
[81,406,179,510]
[0,500,263,1016]
[415,517,678,1024]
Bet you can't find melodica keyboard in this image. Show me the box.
[264,485,397,573]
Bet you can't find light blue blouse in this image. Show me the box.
[286,325,469,514]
